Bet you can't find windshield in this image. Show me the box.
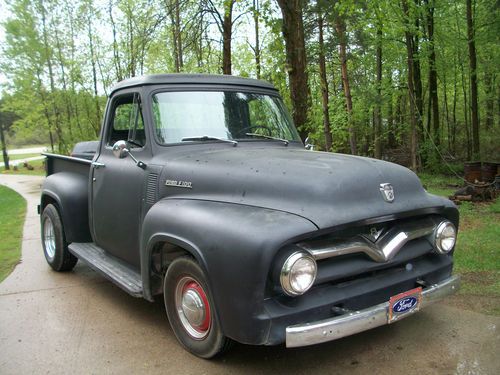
[151,91,301,144]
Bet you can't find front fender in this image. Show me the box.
[140,198,317,344]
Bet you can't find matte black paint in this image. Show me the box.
[40,74,459,346]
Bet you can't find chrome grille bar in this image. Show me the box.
[298,218,437,263]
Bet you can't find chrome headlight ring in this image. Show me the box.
[280,251,317,296]
[434,221,457,254]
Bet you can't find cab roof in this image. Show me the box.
[109,74,277,96]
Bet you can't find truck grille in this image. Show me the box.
[297,215,442,288]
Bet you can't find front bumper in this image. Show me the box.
[285,274,460,348]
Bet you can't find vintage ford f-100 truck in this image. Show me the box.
[40,74,460,358]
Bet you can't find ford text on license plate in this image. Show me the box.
[388,287,422,323]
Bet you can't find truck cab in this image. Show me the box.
[40,74,460,358]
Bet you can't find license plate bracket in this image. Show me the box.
[388,287,422,323]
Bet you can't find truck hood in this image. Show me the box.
[157,146,447,230]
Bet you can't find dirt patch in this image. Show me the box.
[461,271,498,286]
[445,294,500,316]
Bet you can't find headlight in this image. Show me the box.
[434,221,457,253]
[280,251,317,296]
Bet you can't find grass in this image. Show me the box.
[0,185,27,282]
[0,158,46,176]
[418,172,500,315]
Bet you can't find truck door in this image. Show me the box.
[91,92,150,268]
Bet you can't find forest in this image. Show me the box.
[0,0,498,172]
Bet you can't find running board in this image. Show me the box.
[68,242,143,297]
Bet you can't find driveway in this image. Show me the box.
[0,174,499,375]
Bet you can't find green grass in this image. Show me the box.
[418,172,463,197]
[7,153,42,161]
[419,172,500,312]
[0,158,46,176]
[0,185,27,282]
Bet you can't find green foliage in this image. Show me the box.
[0,0,497,165]
[0,185,26,282]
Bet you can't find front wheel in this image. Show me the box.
[163,257,232,358]
[41,204,78,272]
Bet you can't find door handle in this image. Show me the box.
[91,161,106,169]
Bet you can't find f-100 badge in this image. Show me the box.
[165,179,192,188]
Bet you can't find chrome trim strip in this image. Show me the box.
[298,218,436,262]
[285,274,460,348]
[43,153,93,165]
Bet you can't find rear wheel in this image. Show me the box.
[41,204,77,272]
[163,257,232,358]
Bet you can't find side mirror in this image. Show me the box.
[112,140,129,159]
[112,140,147,169]
[304,137,315,151]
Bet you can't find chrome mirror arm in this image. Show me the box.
[112,140,147,170]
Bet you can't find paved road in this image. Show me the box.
[7,146,47,155]
[0,174,499,375]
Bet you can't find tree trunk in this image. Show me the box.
[0,123,9,170]
[252,0,261,79]
[460,60,471,160]
[484,72,494,130]
[374,21,383,159]
[387,73,396,149]
[335,15,357,154]
[170,0,183,72]
[425,0,440,146]
[54,26,73,140]
[87,6,102,137]
[170,5,180,73]
[40,2,64,152]
[409,0,424,143]
[176,0,183,70]
[466,0,480,158]
[276,0,310,141]
[318,14,333,151]
[402,0,418,170]
[222,0,234,75]
[109,1,123,81]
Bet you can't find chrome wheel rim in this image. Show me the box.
[175,276,211,340]
[43,217,56,260]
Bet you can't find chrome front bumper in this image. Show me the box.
[285,274,460,348]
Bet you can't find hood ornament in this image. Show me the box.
[379,183,395,203]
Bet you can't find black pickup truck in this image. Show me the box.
[40,74,460,358]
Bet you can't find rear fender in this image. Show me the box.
[41,172,92,243]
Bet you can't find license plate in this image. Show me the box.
[388,287,422,323]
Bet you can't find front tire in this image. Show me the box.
[163,257,232,358]
[41,204,77,272]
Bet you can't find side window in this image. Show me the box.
[107,93,145,148]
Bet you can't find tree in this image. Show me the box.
[317,8,333,151]
[0,102,17,170]
[466,0,480,158]
[276,0,310,140]
[402,0,418,170]
[335,11,357,154]
[424,0,439,147]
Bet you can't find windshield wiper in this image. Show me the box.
[181,136,238,147]
[245,133,289,146]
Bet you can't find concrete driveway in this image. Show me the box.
[0,174,499,375]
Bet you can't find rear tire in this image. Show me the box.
[41,204,77,272]
[163,257,232,358]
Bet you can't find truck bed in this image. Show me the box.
[43,153,92,177]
